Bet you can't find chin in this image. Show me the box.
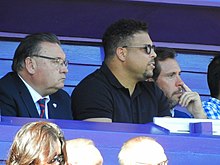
[169,99,178,108]
[59,85,64,89]
[144,72,153,79]
[56,83,64,90]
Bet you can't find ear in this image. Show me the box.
[115,47,127,62]
[25,57,37,74]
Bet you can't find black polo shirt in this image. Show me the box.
[71,62,171,124]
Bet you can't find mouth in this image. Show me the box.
[60,77,66,81]
[174,87,183,94]
[173,90,183,98]
[149,62,155,69]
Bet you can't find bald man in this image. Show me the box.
[118,136,167,165]
[66,138,103,165]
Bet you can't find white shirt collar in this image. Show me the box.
[18,74,50,103]
[170,108,174,117]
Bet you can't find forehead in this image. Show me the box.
[39,42,65,58]
[129,32,153,45]
[159,58,181,74]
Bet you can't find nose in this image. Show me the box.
[59,65,68,74]
[175,75,183,87]
[150,50,157,58]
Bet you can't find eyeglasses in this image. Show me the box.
[32,55,68,68]
[135,159,168,165]
[122,44,156,55]
[48,154,64,165]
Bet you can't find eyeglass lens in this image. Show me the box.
[144,45,155,54]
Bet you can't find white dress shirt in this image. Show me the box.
[18,74,50,118]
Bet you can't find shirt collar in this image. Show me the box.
[170,108,175,117]
[18,74,50,103]
[100,62,124,88]
[100,62,143,97]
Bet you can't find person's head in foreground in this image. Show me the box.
[66,138,103,165]
[118,136,168,165]
[6,121,66,165]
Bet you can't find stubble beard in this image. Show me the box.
[143,69,153,80]
[168,99,179,109]
[168,93,181,109]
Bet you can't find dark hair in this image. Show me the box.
[152,47,177,81]
[207,56,220,98]
[102,19,148,61]
[12,32,61,72]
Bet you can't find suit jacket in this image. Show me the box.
[174,109,191,118]
[0,72,73,120]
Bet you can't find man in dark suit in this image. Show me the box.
[152,47,206,119]
[0,33,73,120]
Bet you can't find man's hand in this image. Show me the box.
[179,84,207,119]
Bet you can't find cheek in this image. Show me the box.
[136,54,149,63]
[158,80,172,96]
[165,82,177,98]
[48,68,59,77]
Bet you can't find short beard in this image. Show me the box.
[169,88,183,108]
[168,99,178,109]
[143,71,153,80]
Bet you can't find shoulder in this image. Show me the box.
[0,72,16,83]
[50,89,70,101]
[202,98,220,119]
[0,72,21,92]
[202,97,220,110]
[140,81,165,98]
[52,89,70,96]
[72,67,111,96]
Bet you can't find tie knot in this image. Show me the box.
[38,98,46,105]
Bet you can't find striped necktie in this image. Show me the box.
[37,98,46,118]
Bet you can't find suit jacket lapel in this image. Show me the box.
[13,73,40,118]
[48,98,59,119]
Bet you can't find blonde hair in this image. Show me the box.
[66,138,103,165]
[6,121,66,165]
[118,136,167,165]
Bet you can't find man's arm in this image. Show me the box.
[179,84,207,119]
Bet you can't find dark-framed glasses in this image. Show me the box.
[32,55,68,67]
[122,44,155,55]
[48,154,64,165]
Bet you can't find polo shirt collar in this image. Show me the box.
[100,62,124,88]
[100,62,142,97]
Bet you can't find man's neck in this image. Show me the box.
[107,62,137,95]
[114,70,137,95]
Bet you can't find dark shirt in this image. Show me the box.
[71,63,171,124]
